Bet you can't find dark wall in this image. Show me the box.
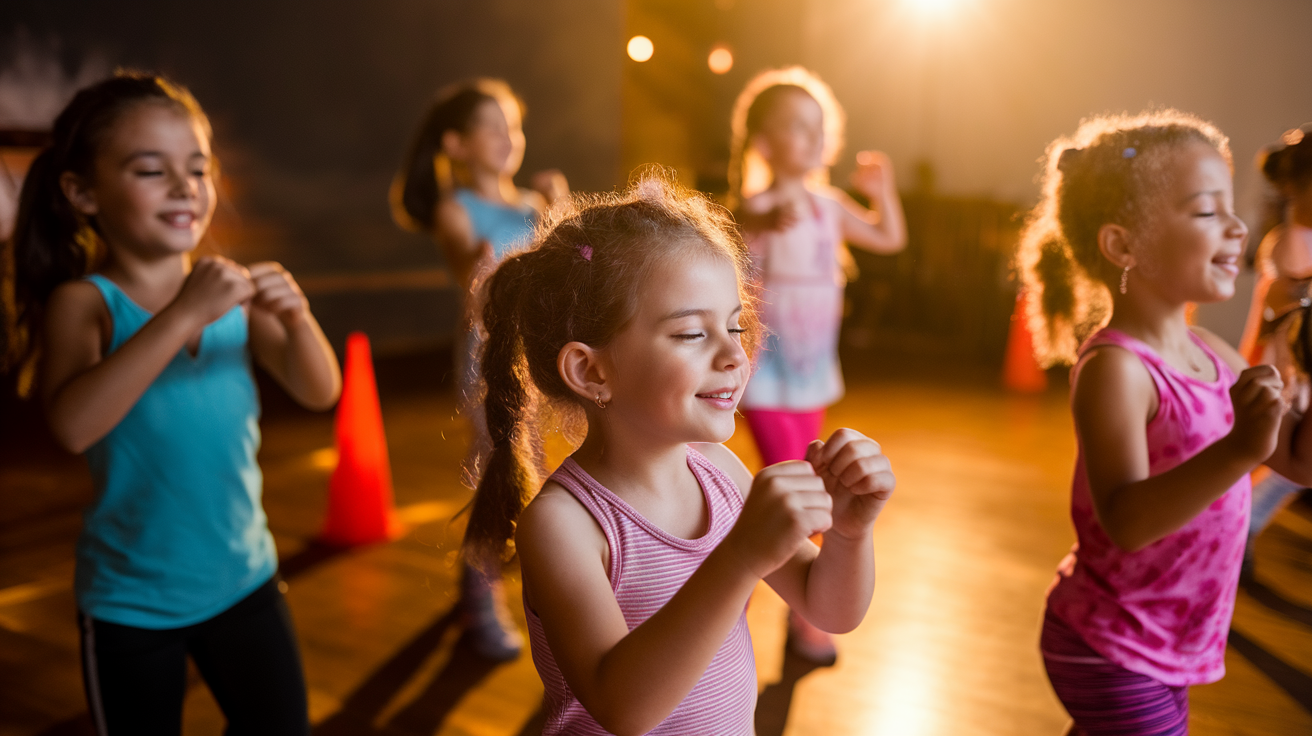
[3,0,625,275]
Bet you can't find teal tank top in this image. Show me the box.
[454,188,537,259]
[77,275,276,629]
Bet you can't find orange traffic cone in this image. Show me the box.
[1003,291,1048,393]
[320,332,401,546]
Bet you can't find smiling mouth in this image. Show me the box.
[696,390,734,400]
[160,212,196,227]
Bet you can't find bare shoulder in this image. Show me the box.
[689,442,752,498]
[1073,344,1155,421]
[516,480,607,555]
[46,279,109,339]
[1190,325,1247,374]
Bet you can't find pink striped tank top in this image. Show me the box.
[524,447,757,735]
[1046,328,1251,686]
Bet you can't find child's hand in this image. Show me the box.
[763,198,802,231]
[173,256,255,327]
[850,150,894,201]
[531,169,569,206]
[249,262,310,329]
[806,428,895,540]
[725,461,832,578]
[1226,364,1285,465]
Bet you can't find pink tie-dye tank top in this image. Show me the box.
[1046,328,1251,686]
[524,448,757,735]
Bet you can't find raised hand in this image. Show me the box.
[725,461,832,578]
[249,262,310,329]
[530,168,569,207]
[850,150,895,202]
[1226,364,1285,465]
[806,428,895,541]
[172,255,255,327]
[763,197,803,232]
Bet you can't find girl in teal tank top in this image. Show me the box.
[3,73,340,734]
[392,78,568,660]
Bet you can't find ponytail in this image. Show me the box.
[2,71,208,392]
[463,254,541,571]
[391,79,521,233]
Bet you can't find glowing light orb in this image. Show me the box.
[708,47,734,74]
[627,35,654,62]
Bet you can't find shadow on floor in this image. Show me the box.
[279,542,350,583]
[1228,628,1312,713]
[1243,576,1312,628]
[754,650,827,736]
[314,606,511,736]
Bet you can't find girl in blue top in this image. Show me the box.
[2,73,340,735]
[392,78,568,660]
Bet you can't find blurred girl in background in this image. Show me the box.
[726,66,906,663]
[392,78,568,660]
[2,72,340,735]
[1236,123,1312,577]
[1020,110,1312,736]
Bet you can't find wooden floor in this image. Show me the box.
[2,357,1311,735]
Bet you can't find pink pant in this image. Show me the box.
[742,408,826,466]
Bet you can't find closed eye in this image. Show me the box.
[1193,212,1216,218]
[673,333,705,341]
[728,328,746,335]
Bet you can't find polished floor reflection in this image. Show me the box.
[2,360,1309,735]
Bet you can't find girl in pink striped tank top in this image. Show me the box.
[461,175,896,736]
[1018,111,1312,736]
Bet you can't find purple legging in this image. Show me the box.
[742,408,826,466]
[1041,609,1189,736]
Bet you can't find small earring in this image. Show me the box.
[595,394,607,409]
[1119,265,1131,295]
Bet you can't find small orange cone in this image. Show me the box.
[1003,291,1048,393]
[320,332,401,546]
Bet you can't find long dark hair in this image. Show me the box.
[1,71,210,393]
[390,79,521,232]
[462,172,761,570]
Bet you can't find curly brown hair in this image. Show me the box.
[1016,109,1231,366]
[462,170,761,569]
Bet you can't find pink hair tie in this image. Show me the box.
[577,244,593,261]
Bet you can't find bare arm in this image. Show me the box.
[433,198,492,291]
[41,258,254,453]
[247,262,341,411]
[518,460,828,736]
[1076,342,1281,552]
[834,151,907,255]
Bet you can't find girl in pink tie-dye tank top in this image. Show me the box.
[459,175,897,735]
[1017,111,1312,735]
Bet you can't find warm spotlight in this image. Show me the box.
[708,47,734,74]
[627,35,654,62]
[905,0,959,14]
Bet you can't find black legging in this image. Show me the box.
[78,575,309,736]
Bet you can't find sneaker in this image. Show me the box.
[460,566,524,662]
[786,611,837,666]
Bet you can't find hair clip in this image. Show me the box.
[577,243,593,261]
[1122,147,1137,159]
